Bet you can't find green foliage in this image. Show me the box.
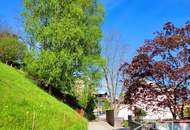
[72,55,105,107]
[134,107,147,118]
[73,80,92,108]
[85,96,97,121]
[184,106,190,118]
[81,55,106,82]
[102,99,111,111]
[0,32,26,67]
[124,120,128,128]
[0,63,87,130]
[22,0,104,53]
[22,0,105,95]
[72,54,104,118]
[24,49,74,92]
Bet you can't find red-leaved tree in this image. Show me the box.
[121,22,190,119]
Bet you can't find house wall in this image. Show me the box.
[117,105,173,120]
[118,105,133,120]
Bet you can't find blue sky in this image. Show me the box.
[102,0,190,61]
[0,0,22,27]
[1,0,190,61]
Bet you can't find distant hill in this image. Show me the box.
[0,63,87,130]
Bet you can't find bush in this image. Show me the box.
[102,99,111,111]
[134,107,147,117]
[184,106,190,118]
[84,96,97,121]
[134,107,147,121]
[124,120,128,128]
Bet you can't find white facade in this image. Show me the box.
[117,104,173,120]
[117,105,133,120]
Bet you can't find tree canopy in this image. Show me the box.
[0,32,26,67]
[121,22,190,119]
[22,0,105,107]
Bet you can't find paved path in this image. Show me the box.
[88,121,130,130]
[88,121,113,130]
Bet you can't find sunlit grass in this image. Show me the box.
[0,63,87,130]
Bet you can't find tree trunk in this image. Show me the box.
[180,104,184,119]
[103,68,111,96]
[169,106,177,120]
[172,112,177,120]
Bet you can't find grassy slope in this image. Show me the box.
[0,63,87,130]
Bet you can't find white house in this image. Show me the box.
[117,104,173,120]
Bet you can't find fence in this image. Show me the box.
[156,121,190,130]
[128,115,158,130]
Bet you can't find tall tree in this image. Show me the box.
[101,31,129,116]
[22,0,104,96]
[121,22,190,119]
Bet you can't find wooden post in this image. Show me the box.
[32,112,36,130]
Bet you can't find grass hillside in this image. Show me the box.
[0,63,87,130]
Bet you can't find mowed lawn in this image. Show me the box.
[0,63,87,130]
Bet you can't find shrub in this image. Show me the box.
[85,96,97,121]
[184,106,190,118]
[124,120,128,128]
[102,98,111,111]
[134,107,147,121]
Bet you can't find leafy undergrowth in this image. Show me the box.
[124,120,128,128]
[0,63,87,130]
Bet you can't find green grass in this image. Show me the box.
[0,63,87,130]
